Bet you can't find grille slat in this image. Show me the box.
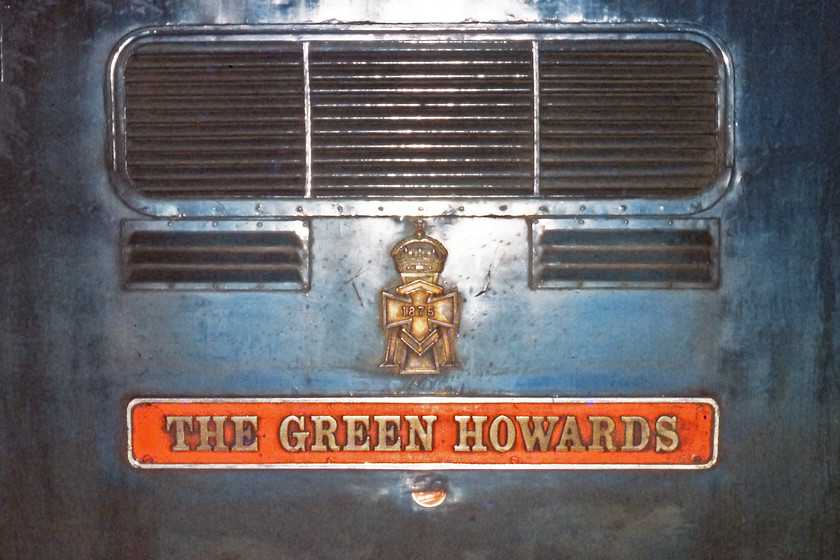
[126,85,303,96]
[128,265,303,285]
[541,107,715,121]
[312,92,533,102]
[539,136,718,149]
[314,109,533,119]
[313,129,533,135]
[130,172,306,182]
[539,69,716,80]
[125,74,305,84]
[137,183,306,194]
[540,122,718,135]
[541,153,716,164]
[126,96,302,106]
[540,246,712,264]
[128,143,305,154]
[126,131,304,140]
[540,165,717,177]
[538,265,713,285]
[129,155,306,166]
[127,116,305,125]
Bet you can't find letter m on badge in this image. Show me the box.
[380,221,460,375]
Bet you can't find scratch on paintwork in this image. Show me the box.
[474,268,492,297]
[350,281,364,307]
[474,244,509,297]
[343,268,363,284]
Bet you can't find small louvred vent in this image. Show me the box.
[123,42,306,197]
[308,41,535,196]
[539,41,720,197]
[531,219,718,289]
[122,221,309,290]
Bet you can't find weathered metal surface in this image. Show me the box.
[1,1,838,559]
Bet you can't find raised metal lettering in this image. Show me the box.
[404,415,436,452]
[588,416,617,451]
[195,415,229,452]
[278,415,308,452]
[655,415,680,452]
[311,415,340,451]
[516,416,559,451]
[165,415,193,452]
[620,416,651,452]
[343,415,371,451]
[454,415,488,452]
[373,415,402,451]
[555,416,586,451]
[488,415,516,452]
[231,416,259,452]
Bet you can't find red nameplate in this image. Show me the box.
[128,398,718,469]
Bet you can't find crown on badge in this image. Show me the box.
[391,220,448,275]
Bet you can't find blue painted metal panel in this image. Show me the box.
[0,0,837,557]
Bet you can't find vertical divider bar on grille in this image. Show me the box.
[307,41,536,196]
[123,42,307,197]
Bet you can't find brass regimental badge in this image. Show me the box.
[380,220,460,375]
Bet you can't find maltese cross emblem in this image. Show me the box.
[380,220,460,375]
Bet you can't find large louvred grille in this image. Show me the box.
[123,42,306,197]
[539,41,720,197]
[308,42,534,196]
[115,32,727,201]
[531,219,719,289]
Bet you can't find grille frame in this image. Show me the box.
[108,24,733,218]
